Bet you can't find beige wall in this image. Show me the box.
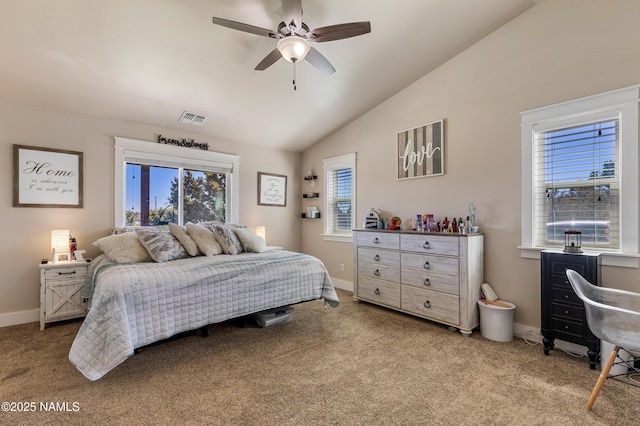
[302,0,640,330]
[0,101,302,322]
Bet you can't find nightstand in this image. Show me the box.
[39,261,89,330]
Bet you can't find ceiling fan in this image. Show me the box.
[212,0,371,84]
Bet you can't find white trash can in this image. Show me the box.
[477,300,516,342]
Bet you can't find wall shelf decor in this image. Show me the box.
[303,192,319,198]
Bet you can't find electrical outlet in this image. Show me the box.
[340,263,344,272]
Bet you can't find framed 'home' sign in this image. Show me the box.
[13,144,84,208]
[397,119,444,180]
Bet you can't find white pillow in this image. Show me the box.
[233,228,266,253]
[92,232,152,263]
[185,223,223,256]
[136,229,189,263]
[169,223,200,256]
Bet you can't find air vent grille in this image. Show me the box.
[179,111,207,126]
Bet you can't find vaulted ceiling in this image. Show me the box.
[0,0,540,152]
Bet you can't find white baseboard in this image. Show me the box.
[513,323,589,357]
[0,309,39,328]
[331,278,353,293]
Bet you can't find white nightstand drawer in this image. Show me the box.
[44,265,88,281]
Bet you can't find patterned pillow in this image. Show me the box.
[204,223,244,255]
[185,223,223,256]
[169,223,200,256]
[92,232,152,263]
[233,228,266,253]
[136,229,189,263]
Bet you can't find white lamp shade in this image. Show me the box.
[51,229,70,254]
[255,226,266,243]
[277,36,310,63]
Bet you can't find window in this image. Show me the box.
[115,137,239,227]
[534,119,619,250]
[521,85,640,267]
[323,153,356,241]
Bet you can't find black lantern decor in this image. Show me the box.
[563,230,582,253]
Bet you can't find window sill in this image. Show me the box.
[518,246,640,268]
[322,234,353,243]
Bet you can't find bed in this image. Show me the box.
[68,224,339,381]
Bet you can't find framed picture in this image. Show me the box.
[397,119,444,180]
[55,253,70,262]
[13,144,83,208]
[257,172,287,207]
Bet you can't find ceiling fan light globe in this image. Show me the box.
[277,36,310,63]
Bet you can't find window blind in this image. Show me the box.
[326,168,352,234]
[533,119,619,249]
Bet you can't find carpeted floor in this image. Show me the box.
[1,289,638,425]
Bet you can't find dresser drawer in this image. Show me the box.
[357,276,401,308]
[44,266,88,281]
[401,269,459,295]
[358,262,400,283]
[400,234,459,256]
[401,285,459,325]
[552,302,584,320]
[551,317,585,340]
[552,287,582,306]
[358,247,400,266]
[356,232,400,250]
[401,253,459,276]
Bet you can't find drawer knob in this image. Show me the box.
[374,269,380,277]
[565,310,569,314]
[373,238,380,244]
[423,300,431,309]
[423,278,431,286]
[423,261,430,270]
[374,288,380,295]
[565,295,569,299]
[423,241,431,249]
[374,254,380,261]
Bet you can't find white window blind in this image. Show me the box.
[323,153,356,240]
[327,168,352,234]
[533,119,619,250]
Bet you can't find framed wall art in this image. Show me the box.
[397,119,444,180]
[257,172,287,207]
[13,144,84,208]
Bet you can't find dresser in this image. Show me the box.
[540,250,601,369]
[39,261,89,330]
[353,229,484,335]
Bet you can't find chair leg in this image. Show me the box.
[586,345,619,410]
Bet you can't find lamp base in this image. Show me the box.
[563,247,583,253]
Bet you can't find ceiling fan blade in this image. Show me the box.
[305,47,336,75]
[282,0,303,29]
[212,17,278,38]
[309,22,371,42]
[255,49,283,71]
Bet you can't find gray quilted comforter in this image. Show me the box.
[69,250,339,380]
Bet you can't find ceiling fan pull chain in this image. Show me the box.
[292,60,297,91]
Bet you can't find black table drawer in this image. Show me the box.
[552,287,582,306]
[552,318,585,340]
[552,302,584,320]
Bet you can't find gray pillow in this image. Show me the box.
[136,229,189,262]
[204,223,244,255]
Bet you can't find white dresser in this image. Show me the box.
[353,229,484,335]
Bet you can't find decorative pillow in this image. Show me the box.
[204,223,244,255]
[92,232,152,263]
[169,223,200,256]
[185,223,223,256]
[233,228,267,253]
[136,229,189,263]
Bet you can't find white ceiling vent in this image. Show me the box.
[179,111,207,126]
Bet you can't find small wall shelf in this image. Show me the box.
[303,192,319,198]
[301,213,321,219]
[304,175,318,181]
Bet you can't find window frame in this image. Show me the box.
[114,137,239,227]
[322,153,356,242]
[520,85,640,267]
